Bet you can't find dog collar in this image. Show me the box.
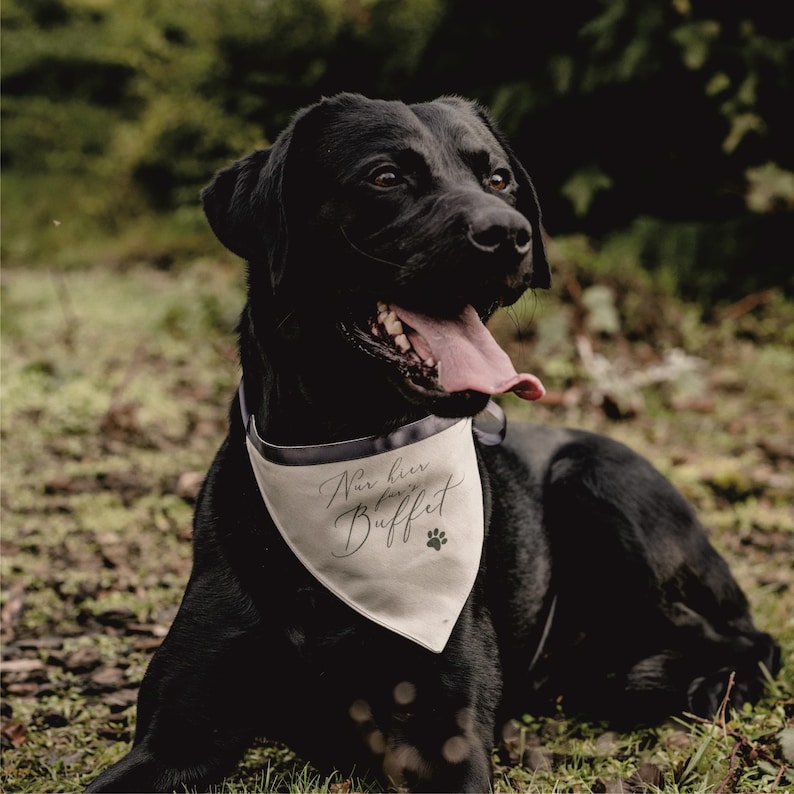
[241,384,487,653]
[238,381,507,458]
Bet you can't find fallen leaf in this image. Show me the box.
[524,746,553,772]
[64,646,102,673]
[1,720,27,748]
[595,730,620,755]
[629,762,664,788]
[176,471,204,501]
[596,776,631,793]
[0,658,45,674]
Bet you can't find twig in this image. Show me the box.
[721,288,777,321]
[717,672,736,730]
[108,341,149,410]
[684,674,793,794]
[715,739,742,794]
[49,267,80,350]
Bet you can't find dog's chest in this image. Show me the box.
[245,417,484,652]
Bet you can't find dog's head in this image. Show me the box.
[202,93,550,419]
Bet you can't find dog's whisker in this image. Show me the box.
[276,310,296,330]
[339,226,402,269]
[514,295,543,358]
[502,304,522,336]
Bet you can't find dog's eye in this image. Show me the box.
[488,170,510,191]
[369,168,403,188]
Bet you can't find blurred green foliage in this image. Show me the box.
[2,0,792,301]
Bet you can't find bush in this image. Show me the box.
[2,0,792,299]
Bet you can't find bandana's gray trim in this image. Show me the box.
[239,380,505,466]
[474,399,507,446]
[252,413,462,465]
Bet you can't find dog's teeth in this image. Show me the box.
[376,302,391,324]
[373,301,420,359]
[383,312,403,336]
[394,333,411,353]
[425,356,436,368]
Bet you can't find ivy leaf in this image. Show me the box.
[560,165,613,217]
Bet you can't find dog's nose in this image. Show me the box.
[466,209,532,257]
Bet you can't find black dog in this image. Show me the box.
[87,94,778,793]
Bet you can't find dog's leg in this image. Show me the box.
[85,567,267,792]
[537,436,779,726]
[370,610,500,794]
[379,700,495,794]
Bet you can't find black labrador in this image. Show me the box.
[87,93,779,793]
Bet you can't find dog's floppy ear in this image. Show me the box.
[201,144,289,291]
[471,104,551,290]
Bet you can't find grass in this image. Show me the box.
[1,255,792,792]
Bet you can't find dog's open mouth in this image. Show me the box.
[344,301,545,402]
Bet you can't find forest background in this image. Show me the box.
[3,0,794,299]
[2,1,793,791]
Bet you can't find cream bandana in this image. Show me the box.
[245,414,484,653]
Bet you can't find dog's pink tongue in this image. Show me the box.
[392,304,545,400]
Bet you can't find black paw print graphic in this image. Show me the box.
[426,528,447,551]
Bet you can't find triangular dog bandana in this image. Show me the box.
[245,415,484,653]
